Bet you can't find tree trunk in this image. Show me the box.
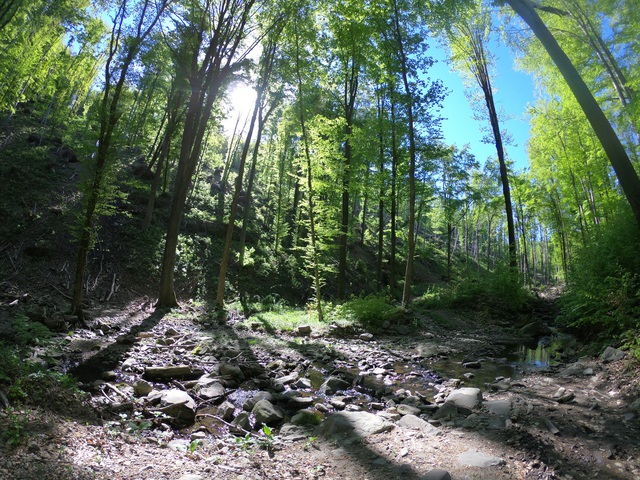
[504,0,640,229]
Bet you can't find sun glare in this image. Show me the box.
[222,82,257,135]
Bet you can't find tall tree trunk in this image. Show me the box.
[504,0,640,229]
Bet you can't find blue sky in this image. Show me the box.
[429,40,536,171]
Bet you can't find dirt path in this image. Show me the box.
[1,303,639,480]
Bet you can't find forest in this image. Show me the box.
[1,0,640,479]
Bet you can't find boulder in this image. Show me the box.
[601,346,626,363]
[397,414,440,436]
[157,389,196,424]
[444,387,483,413]
[219,363,245,381]
[423,469,452,480]
[319,411,394,438]
[144,365,204,380]
[319,376,351,395]
[252,399,284,427]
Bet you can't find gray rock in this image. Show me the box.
[444,387,483,413]
[133,380,153,397]
[397,404,421,416]
[274,371,299,387]
[217,401,236,421]
[422,469,451,480]
[219,363,245,381]
[462,361,481,369]
[484,399,511,416]
[397,414,439,436]
[291,409,322,426]
[457,450,505,467]
[298,324,312,336]
[252,399,284,426]
[359,333,374,341]
[195,381,225,400]
[431,402,459,420]
[601,346,626,363]
[232,412,252,432]
[244,391,275,411]
[288,396,315,409]
[280,423,311,441]
[178,475,203,480]
[319,411,394,438]
[319,376,351,395]
[157,389,196,423]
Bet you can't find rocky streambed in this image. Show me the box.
[2,304,640,480]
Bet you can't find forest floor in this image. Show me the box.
[1,294,640,480]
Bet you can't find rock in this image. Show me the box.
[133,380,153,396]
[157,389,196,423]
[178,474,203,480]
[556,391,575,403]
[291,409,322,426]
[397,414,439,436]
[319,376,351,395]
[298,325,312,336]
[319,411,394,438]
[144,365,204,380]
[244,391,275,411]
[462,361,481,369]
[601,346,626,363]
[444,387,483,413]
[274,371,299,387]
[280,423,311,441]
[217,401,236,421]
[397,404,421,416]
[252,399,284,427]
[288,396,315,409]
[359,333,374,341]
[519,321,542,338]
[422,468,452,480]
[457,450,505,467]
[195,381,225,400]
[431,402,458,420]
[293,377,312,389]
[232,412,252,432]
[484,399,511,416]
[219,363,245,381]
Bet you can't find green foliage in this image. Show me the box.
[559,206,640,338]
[0,407,29,447]
[334,295,400,328]
[419,266,531,314]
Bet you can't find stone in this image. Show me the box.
[484,399,511,416]
[157,389,196,423]
[196,381,225,400]
[359,333,374,341]
[217,401,235,421]
[133,380,153,397]
[252,399,284,427]
[397,414,440,436]
[319,411,394,438]
[293,377,312,389]
[397,404,421,416]
[395,325,410,335]
[232,412,252,432]
[601,346,626,363]
[457,450,505,467]
[319,376,351,395]
[422,469,451,480]
[462,361,481,369]
[291,409,322,426]
[288,396,315,409]
[178,475,203,480]
[274,371,299,387]
[144,365,204,380]
[298,325,312,336]
[219,363,245,381]
[444,387,483,413]
[556,391,575,404]
[244,391,275,411]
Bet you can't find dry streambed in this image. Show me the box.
[1,307,640,480]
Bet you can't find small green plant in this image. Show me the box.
[304,436,318,451]
[1,408,29,447]
[338,295,400,328]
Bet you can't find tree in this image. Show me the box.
[72,0,168,320]
[156,0,259,307]
[499,0,640,230]
[446,7,517,270]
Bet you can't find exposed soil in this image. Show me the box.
[1,297,640,480]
